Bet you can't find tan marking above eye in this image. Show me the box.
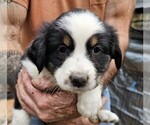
[90,36,98,46]
[63,35,71,46]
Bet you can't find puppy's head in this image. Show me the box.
[22,9,122,93]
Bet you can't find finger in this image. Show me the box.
[22,72,46,102]
[17,70,22,84]
[21,67,31,81]
[31,78,54,91]
[23,84,78,122]
[22,67,74,103]
[16,72,40,116]
[17,69,79,122]
[31,76,57,91]
[17,79,55,122]
[22,69,55,101]
[22,67,54,91]
[52,91,77,106]
[16,82,35,115]
[25,78,76,111]
[16,84,36,116]
[22,67,30,74]
[22,69,77,112]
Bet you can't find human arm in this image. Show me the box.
[101,0,136,84]
[0,2,27,92]
[7,2,27,52]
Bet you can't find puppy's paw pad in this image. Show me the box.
[98,110,119,123]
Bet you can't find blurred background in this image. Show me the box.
[109,0,150,125]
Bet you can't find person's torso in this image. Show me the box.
[20,0,107,49]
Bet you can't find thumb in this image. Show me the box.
[31,76,57,91]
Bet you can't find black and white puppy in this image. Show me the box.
[12,9,121,125]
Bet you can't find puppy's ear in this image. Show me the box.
[111,43,122,70]
[105,24,122,70]
[110,31,122,70]
[26,37,47,73]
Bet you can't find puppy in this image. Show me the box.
[12,9,121,125]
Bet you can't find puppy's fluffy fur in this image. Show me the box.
[12,9,121,125]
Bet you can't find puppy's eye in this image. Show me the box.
[57,45,67,54]
[92,46,101,54]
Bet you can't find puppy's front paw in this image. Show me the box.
[98,110,119,123]
[77,97,100,123]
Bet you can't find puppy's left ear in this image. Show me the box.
[106,24,122,70]
[111,43,122,70]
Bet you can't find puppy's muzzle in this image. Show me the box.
[70,73,89,88]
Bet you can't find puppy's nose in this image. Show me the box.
[70,75,88,88]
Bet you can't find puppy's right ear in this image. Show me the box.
[24,36,47,73]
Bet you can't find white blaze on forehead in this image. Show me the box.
[57,10,105,54]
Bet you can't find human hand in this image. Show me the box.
[16,67,79,123]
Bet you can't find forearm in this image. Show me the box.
[7,2,27,52]
[104,0,136,56]
[101,0,136,84]
[1,2,27,86]
[0,3,7,51]
[0,2,26,52]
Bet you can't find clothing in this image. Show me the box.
[12,0,107,50]
[30,116,46,125]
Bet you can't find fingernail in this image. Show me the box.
[33,78,40,83]
[19,70,23,78]
[22,67,27,74]
[20,69,23,73]
[32,79,40,86]
[15,84,18,89]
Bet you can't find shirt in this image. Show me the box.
[12,0,107,50]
